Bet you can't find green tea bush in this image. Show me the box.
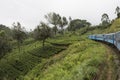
[28,39,107,80]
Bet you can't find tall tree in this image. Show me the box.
[12,22,26,52]
[101,13,110,26]
[59,16,68,34]
[52,26,58,35]
[34,22,51,47]
[115,6,120,18]
[69,16,72,21]
[45,12,61,35]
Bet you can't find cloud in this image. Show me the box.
[0,0,119,30]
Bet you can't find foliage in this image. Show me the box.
[34,22,52,47]
[101,13,110,27]
[58,16,68,34]
[23,36,107,80]
[12,22,27,52]
[68,19,91,31]
[0,30,12,58]
[115,6,120,18]
[108,18,120,32]
[45,12,61,34]
[0,10,120,80]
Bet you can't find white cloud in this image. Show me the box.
[0,0,119,30]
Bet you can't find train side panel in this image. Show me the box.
[88,35,96,40]
[104,33,115,44]
[95,34,104,41]
[115,32,120,50]
[89,32,120,51]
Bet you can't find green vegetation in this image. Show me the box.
[101,13,110,28]
[108,18,120,32]
[115,6,120,18]
[33,22,52,47]
[12,22,27,52]
[0,5,120,80]
[0,30,12,58]
[23,36,108,80]
[0,31,117,80]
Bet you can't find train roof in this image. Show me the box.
[105,33,115,35]
[115,31,120,34]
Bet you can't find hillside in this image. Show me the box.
[0,19,120,80]
[108,18,120,33]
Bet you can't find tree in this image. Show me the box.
[101,13,109,22]
[45,12,61,35]
[12,22,27,52]
[68,19,91,31]
[0,24,12,39]
[69,16,72,21]
[59,16,68,34]
[0,30,12,57]
[52,26,58,35]
[115,6,120,18]
[34,22,51,47]
[101,13,110,27]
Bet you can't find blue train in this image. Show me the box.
[88,31,120,50]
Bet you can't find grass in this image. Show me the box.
[1,18,120,80]
[108,18,120,33]
[22,36,108,80]
[0,38,67,80]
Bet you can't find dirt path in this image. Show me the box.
[99,42,120,80]
[104,44,115,80]
[105,45,112,80]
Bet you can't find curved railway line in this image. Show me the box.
[89,31,120,80]
[92,40,120,80]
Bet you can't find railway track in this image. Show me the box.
[97,41,120,80]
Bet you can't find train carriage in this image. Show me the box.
[115,31,120,50]
[104,33,115,44]
[89,31,120,51]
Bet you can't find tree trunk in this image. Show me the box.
[42,39,45,48]
[18,42,20,53]
[61,27,64,34]
[117,13,120,18]
[54,25,57,35]
[55,30,56,35]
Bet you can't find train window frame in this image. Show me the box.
[115,32,120,42]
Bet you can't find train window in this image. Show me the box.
[108,35,113,39]
[105,34,114,40]
[116,32,120,42]
[95,35,103,38]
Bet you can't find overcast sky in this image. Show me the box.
[0,0,119,30]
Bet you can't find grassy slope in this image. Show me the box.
[1,19,120,80]
[108,18,120,33]
[0,39,67,80]
[23,36,108,80]
[0,33,112,80]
